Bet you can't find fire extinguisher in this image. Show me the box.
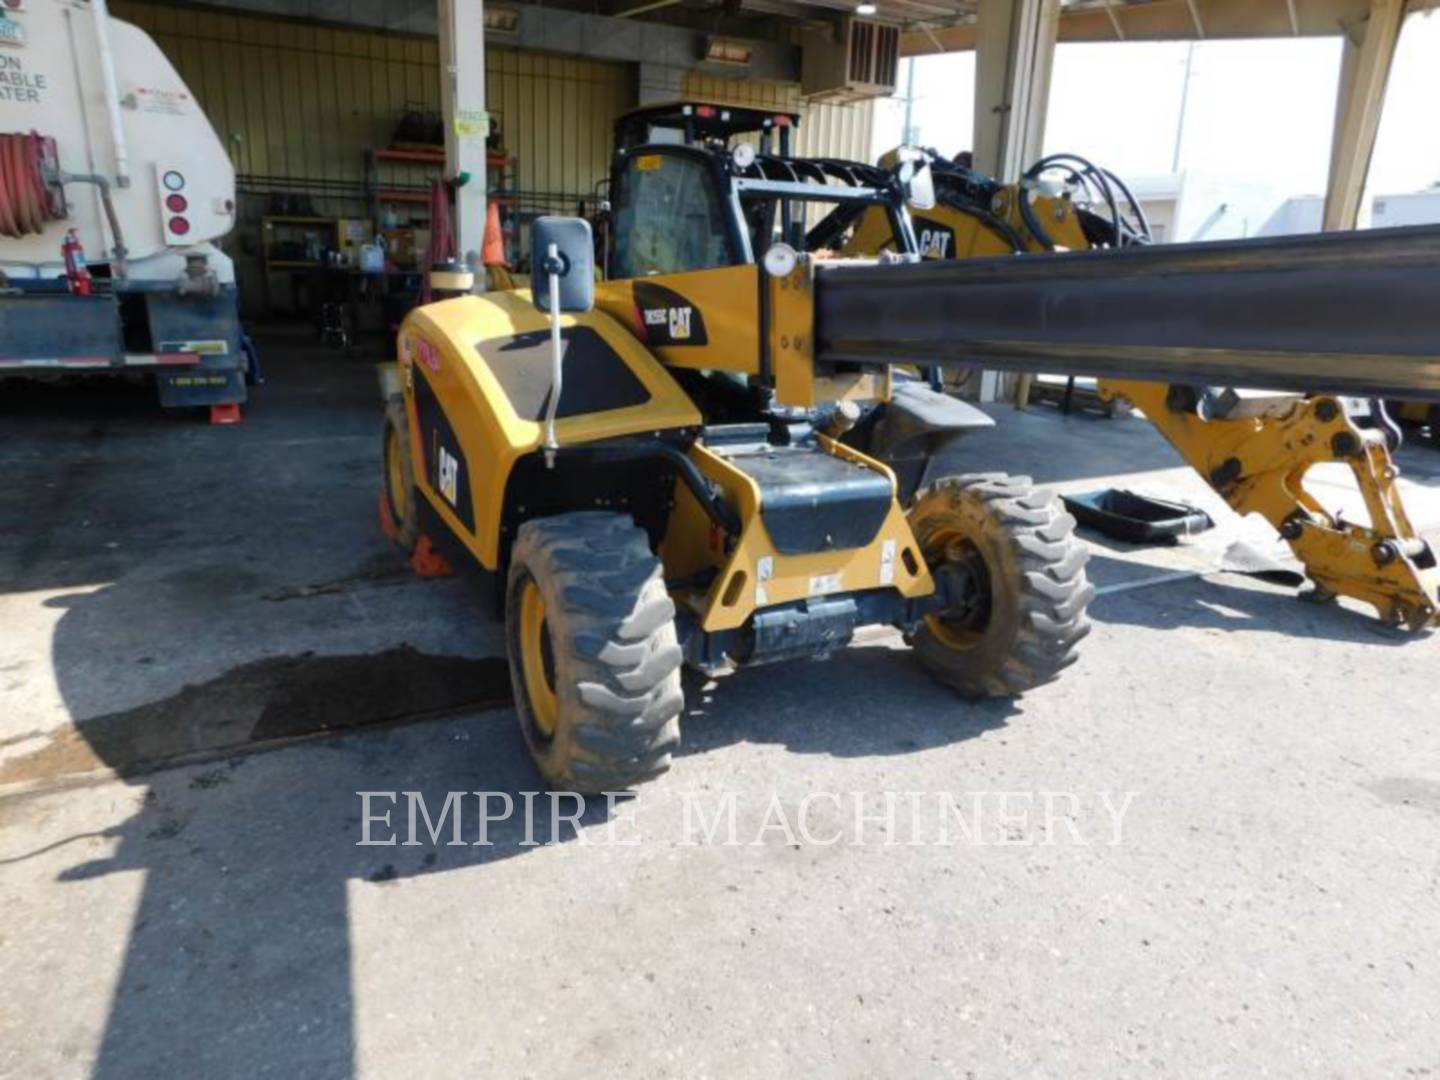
[62,228,93,297]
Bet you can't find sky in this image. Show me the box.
[871,11,1440,199]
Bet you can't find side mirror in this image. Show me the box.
[905,161,936,211]
[529,217,595,468]
[531,216,594,314]
[894,148,936,211]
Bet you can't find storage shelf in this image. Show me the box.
[365,143,520,265]
[372,147,512,168]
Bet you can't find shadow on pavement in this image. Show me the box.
[12,566,1007,1079]
[1085,553,1418,646]
[679,644,1017,759]
[45,716,570,1078]
[16,649,1005,1078]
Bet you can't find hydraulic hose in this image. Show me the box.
[1020,153,1152,251]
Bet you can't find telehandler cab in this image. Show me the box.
[382,103,1440,792]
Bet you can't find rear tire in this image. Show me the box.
[382,397,420,552]
[908,473,1093,698]
[505,512,684,792]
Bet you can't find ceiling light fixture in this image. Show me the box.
[855,2,878,13]
[484,6,520,34]
[702,35,753,66]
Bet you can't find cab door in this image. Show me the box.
[607,146,749,280]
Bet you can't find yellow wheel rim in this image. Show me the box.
[385,426,408,522]
[919,526,991,652]
[924,610,983,651]
[519,579,559,739]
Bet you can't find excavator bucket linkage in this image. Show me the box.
[1103,381,1437,630]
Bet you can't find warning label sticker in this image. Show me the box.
[133,86,191,116]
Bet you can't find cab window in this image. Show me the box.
[611,152,736,278]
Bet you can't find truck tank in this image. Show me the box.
[0,0,249,419]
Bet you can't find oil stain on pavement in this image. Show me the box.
[0,646,513,788]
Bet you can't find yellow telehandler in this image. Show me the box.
[382,103,1440,790]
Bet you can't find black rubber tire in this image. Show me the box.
[1428,406,1440,451]
[908,473,1094,698]
[505,512,684,792]
[382,396,420,552]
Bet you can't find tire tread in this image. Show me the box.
[909,473,1094,699]
[507,512,683,791]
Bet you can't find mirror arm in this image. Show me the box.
[526,216,594,468]
[543,242,564,469]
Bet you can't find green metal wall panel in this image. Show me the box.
[109,3,864,188]
[111,2,875,195]
[682,73,876,163]
[111,0,635,204]
[106,1,873,311]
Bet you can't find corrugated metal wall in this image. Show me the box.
[682,74,874,163]
[111,0,635,203]
[106,2,875,312]
[109,2,877,193]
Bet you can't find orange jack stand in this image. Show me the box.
[209,403,242,425]
[377,491,453,578]
[409,534,454,578]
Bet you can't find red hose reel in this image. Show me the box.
[0,131,65,239]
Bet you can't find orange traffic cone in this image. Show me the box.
[482,201,507,267]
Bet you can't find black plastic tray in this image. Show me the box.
[1062,488,1214,544]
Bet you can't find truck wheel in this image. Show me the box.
[382,397,420,552]
[505,512,683,792]
[907,473,1093,698]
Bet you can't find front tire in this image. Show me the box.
[908,473,1093,698]
[505,512,684,792]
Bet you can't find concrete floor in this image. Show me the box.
[2,332,1439,1078]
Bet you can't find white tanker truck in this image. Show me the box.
[0,0,249,421]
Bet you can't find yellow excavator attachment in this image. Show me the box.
[1104,381,1438,630]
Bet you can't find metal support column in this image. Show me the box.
[972,0,1060,183]
[439,0,488,264]
[1323,0,1405,232]
[971,0,1059,403]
